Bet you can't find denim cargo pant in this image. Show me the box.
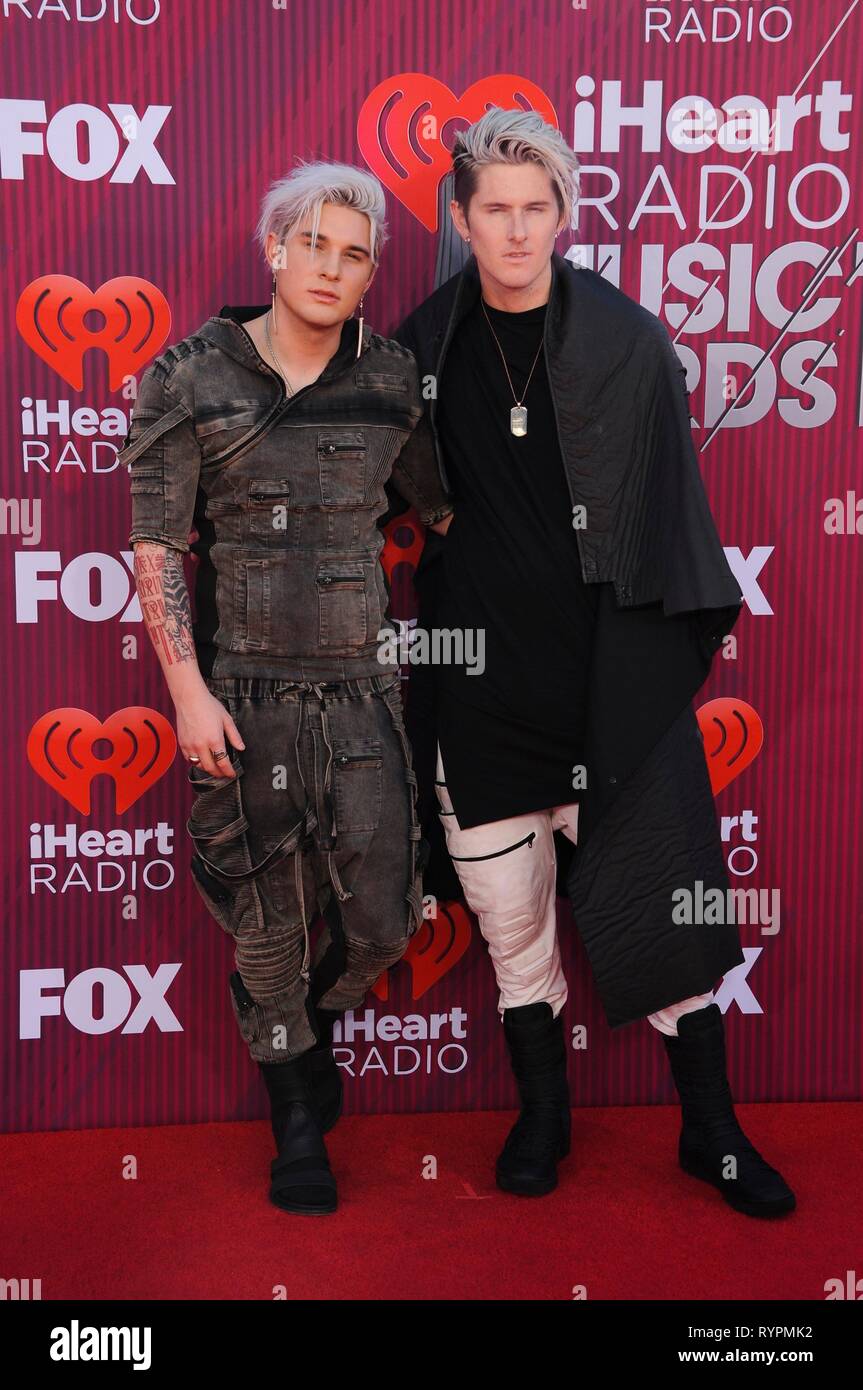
[184,672,426,1063]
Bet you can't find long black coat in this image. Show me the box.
[391,252,746,1028]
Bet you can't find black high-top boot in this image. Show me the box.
[661,1003,795,1218]
[307,1006,344,1134]
[496,1001,571,1197]
[258,1053,337,1215]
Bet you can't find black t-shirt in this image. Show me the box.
[433,295,599,828]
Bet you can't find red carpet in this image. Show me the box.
[3,1103,858,1301]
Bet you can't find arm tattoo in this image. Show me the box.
[133,545,197,666]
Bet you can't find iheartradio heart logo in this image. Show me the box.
[371,900,472,1000]
[358,74,558,230]
[380,512,424,582]
[16,275,171,391]
[28,708,177,814]
[696,698,764,794]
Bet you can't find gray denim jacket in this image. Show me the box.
[120,306,453,680]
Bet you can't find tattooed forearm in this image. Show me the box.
[133,543,197,665]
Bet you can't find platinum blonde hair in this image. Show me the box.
[452,108,580,225]
[256,159,389,267]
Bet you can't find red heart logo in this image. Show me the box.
[370,899,473,1000]
[404,899,473,998]
[696,698,764,794]
[380,510,424,583]
[358,74,558,230]
[16,275,171,391]
[27,708,178,814]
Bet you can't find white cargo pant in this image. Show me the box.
[435,742,714,1036]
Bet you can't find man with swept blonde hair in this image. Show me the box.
[395,108,795,1216]
[122,159,453,1215]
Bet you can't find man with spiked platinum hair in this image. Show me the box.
[121,159,454,1216]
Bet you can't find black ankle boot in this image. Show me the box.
[306,1006,344,1134]
[662,1003,795,1218]
[496,1002,571,1197]
[258,1054,338,1215]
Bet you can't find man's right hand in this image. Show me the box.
[176,689,246,778]
[428,510,454,536]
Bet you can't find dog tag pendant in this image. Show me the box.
[510,405,528,436]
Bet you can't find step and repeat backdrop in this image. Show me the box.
[2,0,861,1131]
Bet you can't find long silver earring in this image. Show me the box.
[355,294,364,360]
[271,273,278,334]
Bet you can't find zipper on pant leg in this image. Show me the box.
[450,830,537,862]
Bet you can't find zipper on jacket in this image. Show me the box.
[317,572,364,587]
[216,320,368,468]
[450,830,536,862]
[319,438,365,454]
[248,479,290,501]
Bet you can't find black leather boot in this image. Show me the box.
[496,1001,571,1197]
[661,1003,795,1218]
[258,1054,338,1215]
[307,1006,344,1134]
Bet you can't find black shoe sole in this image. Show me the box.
[680,1154,796,1218]
[269,1174,338,1215]
[495,1169,559,1197]
[269,1194,338,1215]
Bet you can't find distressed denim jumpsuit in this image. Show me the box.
[120,306,454,1062]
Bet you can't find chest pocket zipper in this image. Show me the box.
[317,569,364,588]
[248,478,290,501]
[317,430,366,459]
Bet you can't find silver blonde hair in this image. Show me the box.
[256,159,389,267]
[452,108,580,224]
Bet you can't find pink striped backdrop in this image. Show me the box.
[1,0,860,1133]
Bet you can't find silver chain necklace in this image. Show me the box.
[264,311,295,396]
[480,298,545,437]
